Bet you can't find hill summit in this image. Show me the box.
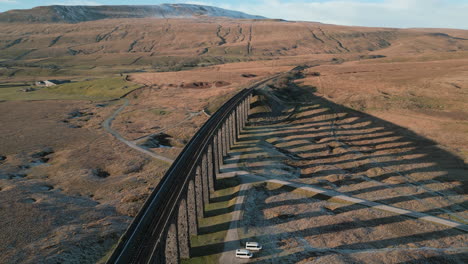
[0,4,266,23]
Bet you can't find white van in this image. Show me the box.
[235,249,253,259]
[245,242,262,251]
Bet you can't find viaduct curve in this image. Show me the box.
[106,76,276,264]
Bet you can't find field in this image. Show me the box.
[0,16,467,263]
[0,77,141,101]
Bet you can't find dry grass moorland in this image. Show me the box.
[0,16,467,263]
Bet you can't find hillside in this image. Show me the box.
[1,17,467,79]
[0,4,265,24]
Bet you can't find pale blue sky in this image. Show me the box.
[0,0,467,29]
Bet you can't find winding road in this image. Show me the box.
[102,98,175,163]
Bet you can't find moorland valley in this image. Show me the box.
[0,3,467,263]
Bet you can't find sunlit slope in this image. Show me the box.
[0,18,467,72]
[0,4,265,23]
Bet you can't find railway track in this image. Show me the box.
[106,74,279,263]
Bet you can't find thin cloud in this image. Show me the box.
[181,0,468,29]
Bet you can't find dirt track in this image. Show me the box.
[102,98,174,164]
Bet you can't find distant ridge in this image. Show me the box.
[0,4,267,23]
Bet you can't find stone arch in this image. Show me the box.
[201,154,209,204]
[213,134,220,176]
[177,198,190,259]
[217,130,224,168]
[194,167,204,219]
[222,123,228,156]
[187,179,198,236]
[227,114,233,148]
[165,221,179,264]
[207,144,215,193]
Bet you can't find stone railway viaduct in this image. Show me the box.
[107,80,264,263]
[105,68,468,263]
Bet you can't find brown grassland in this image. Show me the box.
[0,17,467,263]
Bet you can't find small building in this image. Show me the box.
[35,80,70,87]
